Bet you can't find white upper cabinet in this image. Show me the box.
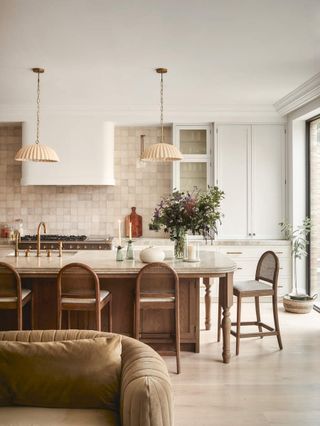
[215,124,250,239]
[21,117,115,186]
[173,124,212,192]
[215,123,286,240]
[251,125,286,239]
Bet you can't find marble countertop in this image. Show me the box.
[0,248,236,277]
[115,237,290,247]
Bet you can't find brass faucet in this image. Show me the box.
[14,231,21,257]
[36,221,47,257]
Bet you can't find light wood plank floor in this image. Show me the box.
[164,302,320,426]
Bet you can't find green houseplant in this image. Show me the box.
[149,186,224,258]
[279,217,312,298]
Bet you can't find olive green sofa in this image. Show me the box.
[0,330,173,426]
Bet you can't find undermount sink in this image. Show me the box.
[7,250,78,257]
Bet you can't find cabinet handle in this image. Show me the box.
[280,267,283,270]
[237,267,243,270]
[248,233,252,236]
[275,251,283,254]
[226,251,243,255]
[253,233,256,236]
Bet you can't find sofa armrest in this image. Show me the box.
[120,338,173,426]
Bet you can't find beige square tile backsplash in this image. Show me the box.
[0,124,171,237]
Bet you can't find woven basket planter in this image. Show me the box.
[283,295,314,314]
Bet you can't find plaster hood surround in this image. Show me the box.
[21,117,115,185]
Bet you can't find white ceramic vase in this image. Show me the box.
[139,246,165,263]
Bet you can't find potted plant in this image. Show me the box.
[279,218,317,313]
[280,217,312,297]
[149,186,224,259]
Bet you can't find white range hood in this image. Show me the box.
[21,116,115,185]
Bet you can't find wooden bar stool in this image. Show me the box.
[134,262,181,374]
[0,262,32,330]
[56,262,112,332]
[217,251,283,355]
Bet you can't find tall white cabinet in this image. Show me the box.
[215,123,286,239]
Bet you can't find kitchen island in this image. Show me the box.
[0,249,236,363]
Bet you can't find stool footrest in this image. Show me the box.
[231,321,274,331]
[231,330,278,338]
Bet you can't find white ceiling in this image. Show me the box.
[1,0,320,123]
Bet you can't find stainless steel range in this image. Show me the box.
[19,235,113,250]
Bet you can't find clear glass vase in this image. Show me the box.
[174,234,186,259]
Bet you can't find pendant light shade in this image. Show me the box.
[141,142,182,161]
[141,68,182,162]
[15,143,60,162]
[15,68,60,163]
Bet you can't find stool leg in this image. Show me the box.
[272,294,283,350]
[67,310,71,329]
[134,302,140,340]
[17,305,23,331]
[108,298,112,333]
[175,305,181,374]
[30,294,34,330]
[96,306,101,332]
[236,296,241,356]
[57,305,62,329]
[255,296,263,337]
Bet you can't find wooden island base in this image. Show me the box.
[0,276,200,353]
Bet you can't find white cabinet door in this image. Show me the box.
[216,125,250,239]
[251,125,286,239]
[172,125,212,191]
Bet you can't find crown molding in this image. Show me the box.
[0,103,283,124]
[274,72,320,116]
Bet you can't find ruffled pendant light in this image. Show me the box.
[141,68,182,162]
[15,68,59,163]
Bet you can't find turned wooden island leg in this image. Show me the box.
[203,277,211,330]
[219,272,234,363]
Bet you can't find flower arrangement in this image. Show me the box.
[149,186,225,257]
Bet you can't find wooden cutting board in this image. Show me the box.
[125,207,143,238]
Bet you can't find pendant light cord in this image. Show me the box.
[160,72,164,143]
[36,71,40,144]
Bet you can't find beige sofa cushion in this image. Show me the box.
[0,336,121,410]
[0,407,119,426]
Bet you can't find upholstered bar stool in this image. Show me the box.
[217,251,283,355]
[134,262,181,374]
[0,262,32,330]
[56,262,112,332]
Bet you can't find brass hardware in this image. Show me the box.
[25,249,30,257]
[32,67,45,74]
[140,135,145,159]
[14,231,21,257]
[58,241,63,257]
[226,251,243,255]
[47,249,51,257]
[156,67,168,74]
[36,221,47,257]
